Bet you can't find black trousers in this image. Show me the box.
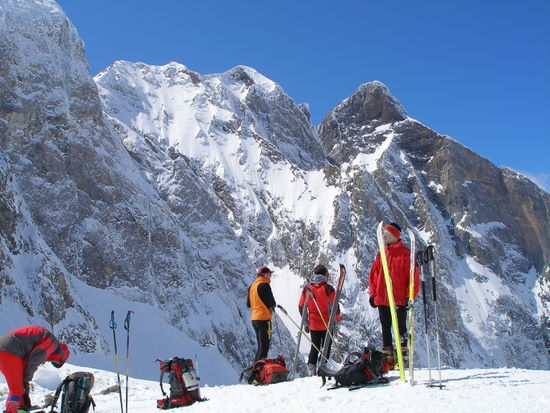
[252,320,272,361]
[378,305,408,347]
[308,330,331,365]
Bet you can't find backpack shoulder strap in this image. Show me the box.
[49,376,71,413]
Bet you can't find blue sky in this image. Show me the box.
[57,0,550,192]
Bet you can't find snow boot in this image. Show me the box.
[382,346,395,370]
[394,345,408,370]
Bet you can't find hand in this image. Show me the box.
[369,296,377,308]
[304,323,310,334]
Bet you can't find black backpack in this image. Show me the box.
[317,347,389,388]
[156,357,205,409]
[50,372,96,413]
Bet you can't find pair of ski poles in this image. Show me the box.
[109,310,134,413]
[417,246,444,389]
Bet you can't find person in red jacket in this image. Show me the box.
[368,223,419,369]
[0,326,70,413]
[298,265,340,375]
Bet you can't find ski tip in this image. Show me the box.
[339,263,346,271]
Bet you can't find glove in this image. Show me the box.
[369,296,377,308]
[304,324,310,334]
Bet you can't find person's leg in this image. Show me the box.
[396,305,409,366]
[396,305,408,342]
[378,306,393,347]
[254,320,271,361]
[378,306,396,369]
[252,321,262,362]
[0,351,26,413]
[307,330,324,365]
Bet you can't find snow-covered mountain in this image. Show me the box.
[0,0,548,386]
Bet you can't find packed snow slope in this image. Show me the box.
[1,0,549,385]
[2,363,550,413]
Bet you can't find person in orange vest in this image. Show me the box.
[0,325,70,413]
[369,222,419,369]
[247,266,277,362]
[298,264,340,375]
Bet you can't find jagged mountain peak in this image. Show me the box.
[337,80,408,125]
[317,80,409,162]
[221,65,280,93]
[96,60,326,171]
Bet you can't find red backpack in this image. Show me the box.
[240,355,289,385]
[156,357,206,409]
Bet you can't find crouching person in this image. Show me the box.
[0,325,70,413]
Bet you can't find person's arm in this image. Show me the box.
[258,283,276,309]
[246,285,251,308]
[368,254,380,298]
[24,347,47,383]
[298,287,306,315]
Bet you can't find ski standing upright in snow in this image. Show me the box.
[406,228,416,385]
[124,310,134,413]
[376,221,406,382]
[424,245,445,389]
[109,311,124,413]
[318,264,346,370]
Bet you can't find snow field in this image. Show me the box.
[2,363,547,413]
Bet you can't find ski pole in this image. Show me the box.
[319,264,346,369]
[293,289,309,375]
[276,305,330,364]
[419,249,433,387]
[110,311,124,413]
[124,310,134,413]
[426,246,444,389]
[407,228,416,386]
[305,287,344,361]
[273,310,283,346]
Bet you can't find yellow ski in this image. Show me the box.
[376,221,406,382]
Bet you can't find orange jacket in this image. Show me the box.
[247,276,276,321]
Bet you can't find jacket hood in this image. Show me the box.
[49,342,70,368]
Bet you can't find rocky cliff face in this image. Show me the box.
[319,86,550,367]
[1,0,548,381]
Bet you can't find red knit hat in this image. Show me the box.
[384,223,401,238]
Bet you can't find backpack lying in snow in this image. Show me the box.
[317,347,389,389]
[50,371,96,413]
[240,355,289,385]
[156,357,206,409]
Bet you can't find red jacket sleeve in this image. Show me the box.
[368,253,381,298]
[298,287,307,315]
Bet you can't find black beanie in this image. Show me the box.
[313,264,328,275]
